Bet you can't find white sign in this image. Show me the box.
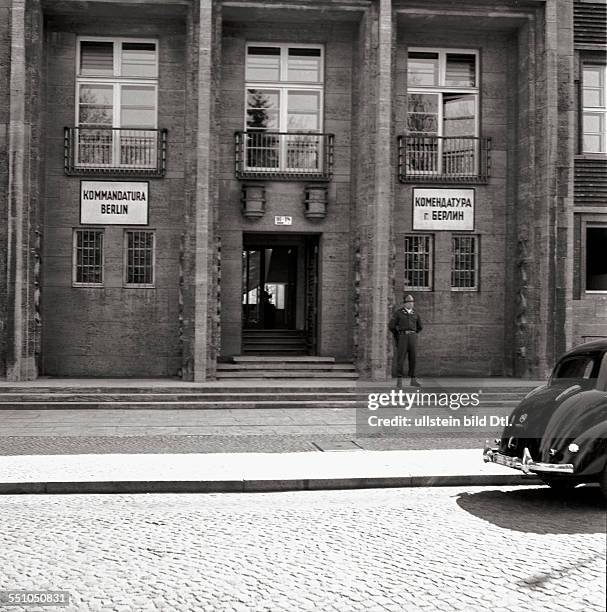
[412,188,474,231]
[80,181,149,225]
[274,215,293,226]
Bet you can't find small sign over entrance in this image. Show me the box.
[274,215,292,226]
[80,181,149,225]
[412,188,474,231]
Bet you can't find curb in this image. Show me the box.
[0,474,542,495]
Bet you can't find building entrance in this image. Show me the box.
[242,234,319,354]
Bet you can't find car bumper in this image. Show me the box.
[483,445,574,475]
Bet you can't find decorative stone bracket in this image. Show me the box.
[241,183,266,220]
[303,185,328,221]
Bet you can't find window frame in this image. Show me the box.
[581,61,607,155]
[72,228,104,287]
[450,234,480,292]
[244,42,325,174]
[406,47,481,177]
[122,228,156,289]
[75,37,159,170]
[403,234,434,291]
[123,229,156,288]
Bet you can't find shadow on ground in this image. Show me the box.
[456,485,606,534]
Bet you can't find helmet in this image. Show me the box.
[404,294,414,303]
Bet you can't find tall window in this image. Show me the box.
[124,230,155,287]
[244,43,324,172]
[76,38,158,168]
[451,235,479,290]
[582,63,607,153]
[406,48,479,175]
[404,235,433,290]
[73,229,104,286]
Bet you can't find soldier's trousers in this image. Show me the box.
[392,332,417,378]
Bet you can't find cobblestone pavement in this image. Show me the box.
[0,486,604,612]
[0,434,489,455]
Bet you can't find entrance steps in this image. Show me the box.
[0,378,541,412]
[0,381,540,410]
[217,356,359,380]
[242,330,308,355]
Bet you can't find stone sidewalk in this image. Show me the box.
[0,448,545,494]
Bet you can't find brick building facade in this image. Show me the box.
[0,0,605,381]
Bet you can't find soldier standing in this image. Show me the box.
[388,294,423,388]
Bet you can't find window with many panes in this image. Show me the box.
[76,38,158,168]
[73,229,104,286]
[244,43,324,172]
[124,230,155,287]
[404,235,433,290]
[451,235,479,290]
[406,48,479,175]
[582,63,607,153]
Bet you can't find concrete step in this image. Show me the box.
[232,356,336,363]
[217,363,356,371]
[215,371,360,379]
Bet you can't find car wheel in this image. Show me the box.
[540,476,579,490]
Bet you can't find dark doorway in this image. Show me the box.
[242,234,319,354]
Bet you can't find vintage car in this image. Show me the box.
[484,339,607,497]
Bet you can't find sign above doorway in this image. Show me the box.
[274,215,293,226]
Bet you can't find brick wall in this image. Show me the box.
[393,27,515,376]
[40,15,186,376]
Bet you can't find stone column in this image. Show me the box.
[5,0,37,380]
[353,0,394,380]
[182,0,221,381]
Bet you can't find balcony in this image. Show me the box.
[64,127,167,177]
[235,131,334,181]
[398,135,491,184]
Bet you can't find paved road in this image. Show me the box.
[0,486,604,611]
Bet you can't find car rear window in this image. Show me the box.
[551,352,603,381]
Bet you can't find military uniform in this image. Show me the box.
[388,299,423,383]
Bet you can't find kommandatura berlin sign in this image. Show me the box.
[80,181,149,225]
[412,188,475,231]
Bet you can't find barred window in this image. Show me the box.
[124,230,155,286]
[73,229,104,286]
[451,235,479,290]
[404,235,433,290]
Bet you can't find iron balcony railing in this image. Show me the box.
[235,131,334,180]
[64,127,167,177]
[398,135,491,183]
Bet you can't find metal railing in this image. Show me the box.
[235,131,334,180]
[398,135,491,183]
[64,127,167,176]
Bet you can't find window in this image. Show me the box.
[244,43,324,173]
[404,235,433,290]
[451,235,479,290]
[586,226,607,291]
[582,63,607,153]
[76,38,158,169]
[406,49,479,176]
[73,229,104,286]
[552,353,602,381]
[124,230,155,287]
